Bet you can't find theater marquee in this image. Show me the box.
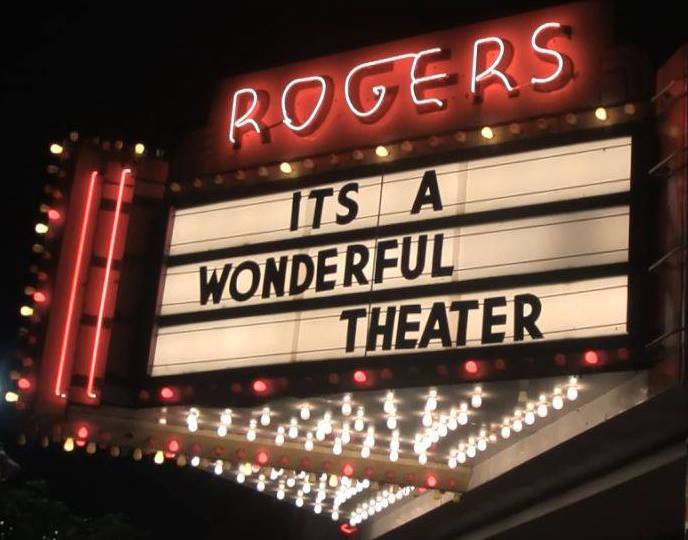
[151,137,630,376]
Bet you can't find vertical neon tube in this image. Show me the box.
[54,170,99,398]
[86,168,131,399]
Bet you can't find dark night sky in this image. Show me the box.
[0,2,686,539]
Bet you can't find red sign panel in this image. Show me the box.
[199,2,608,171]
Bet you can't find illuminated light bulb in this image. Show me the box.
[448,455,457,469]
[247,419,257,441]
[50,143,64,155]
[131,143,145,156]
[448,409,458,431]
[567,377,579,401]
[389,450,399,462]
[260,407,271,426]
[331,511,339,521]
[552,388,564,410]
[257,475,266,492]
[512,417,523,432]
[220,409,232,426]
[35,223,49,234]
[425,389,438,411]
[354,408,365,432]
[288,418,298,439]
[430,430,440,444]
[477,437,487,452]
[300,404,311,420]
[305,432,314,451]
[214,460,223,475]
[303,481,311,495]
[217,424,227,437]
[595,107,608,121]
[275,426,285,446]
[63,437,74,452]
[501,422,511,439]
[466,444,476,459]
[413,435,424,455]
[537,397,548,418]
[422,412,433,427]
[276,486,285,500]
[438,420,448,438]
[333,437,342,456]
[280,162,293,174]
[361,446,371,458]
[236,471,246,484]
[341,423,351,444]
[296,496,304,508]
[457,450,466,464]
[187,407,199,425]
[418,452,427,465]
[386,416,397,430]
[480,126,494,140]
[20,306,34,317]
[315,428,326,441]
[524,406,536,426]
[383,391,395,414]
[458,407,468,426]
[190,455,200,467]
[287,476,296,488]
[364,426,376,448]
[323,411,333,434]
[341,394,352,416]
[5,391,19,403]
[375,145,389,158]
[471,386,483,408]
[154,450,164,465]
[314,503,322,514]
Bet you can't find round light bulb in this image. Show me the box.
[481,126,494,140]
[300,405,310,420]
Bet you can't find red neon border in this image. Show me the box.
[54,170,99,398]
[86,168,131,398]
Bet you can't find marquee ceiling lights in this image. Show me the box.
[35,373,633,486]
[167,102,642,197]
[19,371,633,527]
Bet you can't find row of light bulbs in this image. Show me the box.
[182,386,484,465]
[196,105,627,187]
[446,377,579,468]
[348,486,416,527]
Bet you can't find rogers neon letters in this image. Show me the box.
[228,21,572,146]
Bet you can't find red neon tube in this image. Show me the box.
[86,168,131,398]
[54,170,99,398]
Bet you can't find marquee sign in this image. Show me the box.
[197,1,609,171]
[151,137,631,376]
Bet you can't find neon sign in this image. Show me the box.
[228,23,573,145]
[208,3,606,169]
